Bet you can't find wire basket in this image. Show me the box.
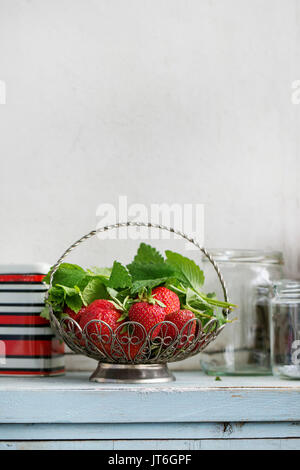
[47,222,230,383]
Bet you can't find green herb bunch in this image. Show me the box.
[42,243,235,325]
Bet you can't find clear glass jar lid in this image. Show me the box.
[273,279,300,298]
[202,249,283,265]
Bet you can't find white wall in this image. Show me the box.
[1,0,300,274]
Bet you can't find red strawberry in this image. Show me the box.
[63,306,87,344]
[79,301,123,355]
[128,302,166,339]
[83,299,117,315]
[165,309,196,348]
[152,287,180,315]
[114,330,142,361]
[64,306,86,324]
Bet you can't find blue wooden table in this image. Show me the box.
[0,371,300,450]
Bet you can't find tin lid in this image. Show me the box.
[0,264,50,283]
[0,264,50,274]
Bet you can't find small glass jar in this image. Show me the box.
[199,250,283,376]
[270,280,300,379]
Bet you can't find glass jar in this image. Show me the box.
[270,280,300,379]
[199,250,283,376]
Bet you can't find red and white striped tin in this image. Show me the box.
[0,264,65,376]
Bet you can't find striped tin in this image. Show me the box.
[0,264,65,376]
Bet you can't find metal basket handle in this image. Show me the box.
[47,222,229,328]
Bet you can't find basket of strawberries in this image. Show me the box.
[43,222,234,383]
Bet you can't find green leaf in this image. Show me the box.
[65,294,83,313]
[165,251,204,292]
[82,278,108,305]
[56,284,79,297]
[47,285,65,302]
[46,283,85,314]
[199,293,237,309]
[186,287,204,305]
[133,243,164,264]
[46,286,65,314]
[87,267,112,277]
[113,288,133,303]
[78,274,109,290]
[214,307,232,326]
[117,312,129,322]
[106,286,119,298]
[127,254,176,295]
[108,261,132,289]
[40,305,50,320]
[130,277,169,294]
[127,262,175,281]
[43,263,86,288]
[206,292,216,299]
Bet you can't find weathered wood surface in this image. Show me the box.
[1,372,300,449]
[1,422,300,440]
[0,372,299,424]
[0,439,300,450]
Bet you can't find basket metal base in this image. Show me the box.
[89,363,175,383]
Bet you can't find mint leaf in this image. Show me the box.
[127,258,175,294]
[133,243,164,264]
[56,284,83,313]
[206,292,216,298]
[108,261,132,289]
[78,273,109,290]
[87,267,112,277]
[82,278,108,305]
[185,287,204,305]
[214,308,229,326]
[127,262,175,281]
[43,263,86,288]
[48,285,65,302]
[56,284,79,297]
[46,286,65,313]
[65,294,83,313]
[130,277,169,294]
[165,251,204,292]
[106,286,119,298]
[40,305,50,320]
